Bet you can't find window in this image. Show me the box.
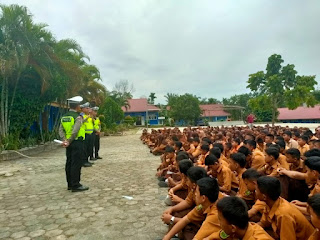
[148,114,157,120]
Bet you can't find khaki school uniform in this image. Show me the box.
[259,197,314,240]
[298,144,310,157]
[260,161,281,177]
[237,168,255,202]
[278,153,289,170]
[190,204,221,240]
[286,138,299,149]
[215,164,233,193]
[251,149,266,169]
[308,229,320,240]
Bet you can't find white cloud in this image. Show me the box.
[2,0,320,103]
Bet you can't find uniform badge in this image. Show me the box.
[219,230,229,239]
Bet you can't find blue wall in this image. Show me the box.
[124,111,159,125]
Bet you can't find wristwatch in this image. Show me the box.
[170,216,175,225]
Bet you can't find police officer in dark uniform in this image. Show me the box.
[59,97,89,192]
[80,102,94,167]
[92,107,102,159]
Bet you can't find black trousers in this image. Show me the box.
[94,134,100,158]
[65,140,84,188]
[85,133,94,160]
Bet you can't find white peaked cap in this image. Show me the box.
[67,96,83,103]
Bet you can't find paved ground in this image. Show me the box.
[0,132,168,239]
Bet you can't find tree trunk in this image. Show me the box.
[0,78,5,137]
[7,72,21,131]
[271,97,278,127]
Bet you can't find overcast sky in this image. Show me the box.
[3,0,320,103]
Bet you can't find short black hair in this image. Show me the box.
[187,166,208,183]
[242,168,262,180]
[299,135,309,143]
[308,193,320,217]
[193,137,200,143]
[286,148,300,160]
[197,177,219,203]
[230,153,246,168]
[305,149,320,157]
[276,136,285,142]
[176,153,189,162]
[217,197,249,229]
[205,154,219,165]
[266,134,274,140]
[257,176,281,201]
[238,146,251,157]
[256,137,264,144]
[202,137,212,145]
[172,135,179,141]
[294,131,301,138]
[275,141,286,150]
[246,140,256,149]
[212,143,224,153]
[210,147,221,159]
[201,144,210,152]
[69,102,80,109]
[233,138,241,145]
[305,156,320,172]
[179,159,193,175]
[283,131,292,137]
[165,146,175,153]
[225,142,232,150]
[265,147,279,160]
[174,141,182,149]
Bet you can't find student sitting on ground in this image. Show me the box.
[298,135,310,156]
[256,176,314,240]
[241,168,266,221]
[161,167,207,228]
[259,147,281,177]
[245,140,265,169]
[196,144,210,167]
[157,146,176,178]
[208,196,273,240]
[162,177,221,240]
[167,159,193,205]
[204,154,233,194]
[290,156,320,215]
[307,193,320,240]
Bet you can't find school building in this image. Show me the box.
[199,104,231,122]
[122,98,160,126]
[278,105,320,123]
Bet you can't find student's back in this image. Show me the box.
[260,196,314,240]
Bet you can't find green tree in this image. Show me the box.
[148,92,156,104]
[0,4,107,145]
[199,97,220,104]
[222,93,252,121]
[99,97,124,128]
[247,54,317,125]
[169,93,201,125]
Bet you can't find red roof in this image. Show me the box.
[278,105,320,120]
[122,98,160,113]
[200,104,231,117]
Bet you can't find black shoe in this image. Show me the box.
[68,187,71,190]
[83,162,92,167]
[96,156,102,159]
[90,157,97,161]
[158,176,165,181]
[158,181,168,188]
[72,185,89,192]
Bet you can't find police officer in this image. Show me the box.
[59,97,89,192]
[92,107,102,159]
[82,103,95,166]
